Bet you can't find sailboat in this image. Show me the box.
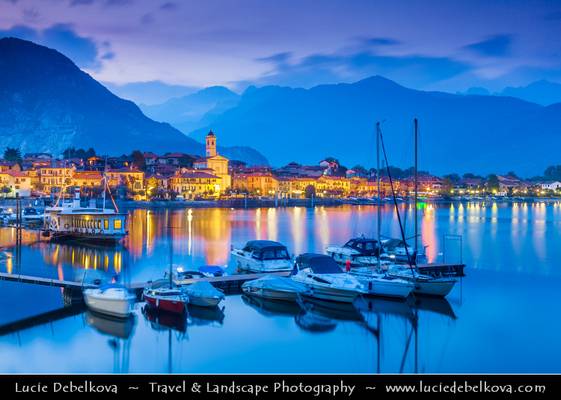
[143,227,189,314]
[378,119,456,297]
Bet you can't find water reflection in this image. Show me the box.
[3,202,561,372]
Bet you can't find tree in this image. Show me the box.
[443,173,461,183]
[304,185,316,199]
[544,165,561,181]
[130,150,146,171]
[486,174,500,191]
[3,147,22,163]
[351,165,368,176]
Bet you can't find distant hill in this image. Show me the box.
[499,80,561,106]
[141,86,240,134]
[188,76,560,176]
[104,80,198,106]
[0,38,267,165]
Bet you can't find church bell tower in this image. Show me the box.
[206,130,217,157]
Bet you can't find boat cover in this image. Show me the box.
[198,265,224,276]
[184,281,225,299]
[294,253,343,274]
[243,275,308,292]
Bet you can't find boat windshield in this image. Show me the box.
[261,248,290,260]
[296,254,343,274]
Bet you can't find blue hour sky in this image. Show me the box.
[1,0,561,93]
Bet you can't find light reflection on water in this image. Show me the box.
[1,201,561,373]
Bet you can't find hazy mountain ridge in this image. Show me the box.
[188,76,557,175]
[140,86,240,134]
[0,37,267,165]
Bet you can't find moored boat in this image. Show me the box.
[326,237,381,266]
[351,270,414,299]
[242,275,311,301]
[182,281,225,307]
[143,286,188,314]
[387,266,457,297]
[291,253,365,303]
[83,283,136,318]
[44,188,127,244]
[231,240,293,272]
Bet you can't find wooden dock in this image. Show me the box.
[0,272,97,289]
[0,270,291,296]
[129,271,291,294]
[0,263,463,298]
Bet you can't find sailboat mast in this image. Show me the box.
[169,225,173,288]
[102,156,107,212]
[376,122,381,271]
[414,118,418,253]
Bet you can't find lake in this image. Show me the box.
[1,201,561,373]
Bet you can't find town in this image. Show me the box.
[1,130,561,202]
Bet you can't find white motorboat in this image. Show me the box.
[83,283,136,318]
[387,266,457,297]
[231,240,293,272]
[326,237,381,266]
[351,269,415,299]
[182,281,225,307]
[22,207,44,222]
[242,275,311,301]
[381,238,427,264]
[291,253,365,303]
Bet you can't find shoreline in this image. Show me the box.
[2,196,561,211]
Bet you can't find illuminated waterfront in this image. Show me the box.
[1,202,561,373]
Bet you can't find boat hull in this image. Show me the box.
[303,285,359,303]
[188,296,223,308]
[83,292,134,318]
[412,279,456,297]
[357,277,414,299]
[144,294,186,314]
[242,286,301,302]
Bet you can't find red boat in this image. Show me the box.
[143,287,188,314]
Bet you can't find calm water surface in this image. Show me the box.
[1,202,561,373]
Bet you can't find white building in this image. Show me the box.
[540,181,561,191]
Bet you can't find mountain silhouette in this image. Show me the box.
[0,37,267,165]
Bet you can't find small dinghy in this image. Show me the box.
[83,283,136,318]
[242,275,311,302]
[183,281,225,308]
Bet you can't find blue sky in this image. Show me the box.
[2,0,561,94]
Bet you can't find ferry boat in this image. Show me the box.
[44,188,127,244]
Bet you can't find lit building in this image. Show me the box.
[193,130,231,191]
[278,176,318,198]
[233,170,279,196]
[38,166,75,194]
[71,171,103,188]
[106,168,145,192]
[316,175,351,197]
[0,171,32,197]
[168,169,221,199]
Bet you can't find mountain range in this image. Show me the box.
[2,37,561,176]
[140,86,240,134]
[0,37,267,165]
